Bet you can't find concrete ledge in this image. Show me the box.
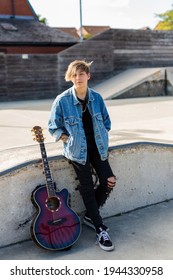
[0,142,173,248]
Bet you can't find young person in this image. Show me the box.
[48,60,116,251]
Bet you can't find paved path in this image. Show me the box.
[1,96,173,152]
[1,96,173,173]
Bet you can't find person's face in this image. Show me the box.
[71,69,90,89]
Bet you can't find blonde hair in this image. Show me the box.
[65,60,93,81]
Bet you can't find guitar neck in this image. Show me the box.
[39,142,56,197]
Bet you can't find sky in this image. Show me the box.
[29,0,173,30]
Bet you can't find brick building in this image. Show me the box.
[0,0,78,54]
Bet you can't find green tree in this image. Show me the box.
[155,5,173,30]
[37,14,48,25]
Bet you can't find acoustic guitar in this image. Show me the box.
[31,126,81,250]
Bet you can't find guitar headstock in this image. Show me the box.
[31,126,45,143]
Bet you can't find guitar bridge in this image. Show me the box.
[48,218,66,226]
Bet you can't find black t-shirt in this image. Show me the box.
[77,97,95,145]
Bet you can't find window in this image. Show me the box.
[0,23,18,31]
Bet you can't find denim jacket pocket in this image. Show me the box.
[64,117,80,133]
[93,113,109,150]
[94,113,107,132]
[64,117,81,157]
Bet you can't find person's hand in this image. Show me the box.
[60,133,69,143]
[107,176,116,188]
[106,175,116,195]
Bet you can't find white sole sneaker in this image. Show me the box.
[96,230,114,251]
[97,241,114,251]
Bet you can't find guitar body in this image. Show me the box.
[31,184,81,251]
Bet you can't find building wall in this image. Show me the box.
[0,53,59,101]
[1,0,36,17]
[1,28,173,101]
[58,29,173,92]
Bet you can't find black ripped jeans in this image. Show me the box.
[71,141,114,228]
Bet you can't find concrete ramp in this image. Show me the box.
[0,142,173,248]
[93,68,165,99]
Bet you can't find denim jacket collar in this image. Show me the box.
[71,86,94,105]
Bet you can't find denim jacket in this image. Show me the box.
[48,86,111,165]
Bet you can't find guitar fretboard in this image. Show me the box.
[40,142,56,197]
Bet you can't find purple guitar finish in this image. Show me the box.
[31,185,81,250]
[31,126,81,250]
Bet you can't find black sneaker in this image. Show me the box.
[84,216,109,232]
[96,228,114,251]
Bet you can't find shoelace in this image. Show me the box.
[98,230,110,241]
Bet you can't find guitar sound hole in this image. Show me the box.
[46,197,60,211]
